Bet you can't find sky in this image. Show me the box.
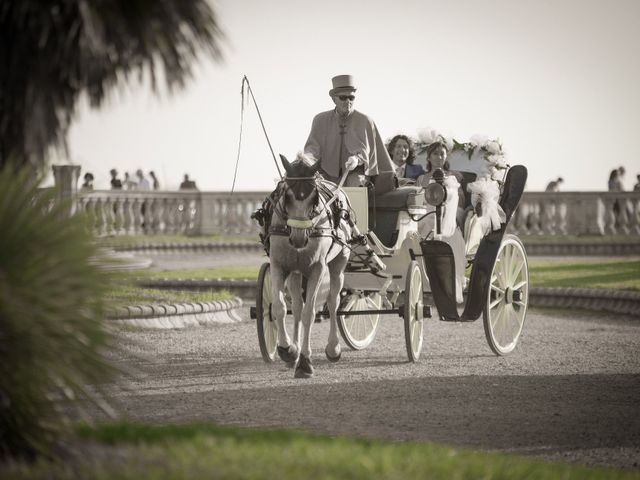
[50,0,640,191]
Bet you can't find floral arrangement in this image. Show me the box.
[416,127,508,180]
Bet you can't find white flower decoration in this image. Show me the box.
[417,127,441,145]
[485,140,502,155]
[469,134,489,148]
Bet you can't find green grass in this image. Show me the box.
[529,260,640,291]
[130,261,640,292]
[96,234,257,248]
[522,235,640,244]
[106,285,234,306]
[135,266,261,281]
[2,423,635,479]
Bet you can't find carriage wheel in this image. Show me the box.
[404,260,424,362]
[337,292,381,350]
[483,234,529,355]
[256,262,278,362]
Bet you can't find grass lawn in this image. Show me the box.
[130,261,640,292]
[135,266,261,281]
[106,284,234,306]
[521,235,640,244]
[529,260,640,291]
[1,423,636,480]
[96,233,257,248]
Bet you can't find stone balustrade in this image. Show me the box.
[78,190,201,236]
[511,192,640,236]
[74,189,640,237]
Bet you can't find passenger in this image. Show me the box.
[304,75,395,191]
[387,134,424,184]
[419,140,466,303]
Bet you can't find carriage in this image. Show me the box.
[250,150,529,365]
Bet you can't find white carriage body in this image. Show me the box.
[342,186,429,294]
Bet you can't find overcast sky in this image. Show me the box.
[53,0,640,191]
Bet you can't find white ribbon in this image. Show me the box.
[467,176,506,235]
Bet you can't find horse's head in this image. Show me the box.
[280,153,321,249]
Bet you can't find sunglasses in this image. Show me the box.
[338,95,355,101]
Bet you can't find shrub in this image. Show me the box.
[0,166,115,458]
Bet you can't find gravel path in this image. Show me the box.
[107,307,640,470]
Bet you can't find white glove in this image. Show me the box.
[345,155,360,171]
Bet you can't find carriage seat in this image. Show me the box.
[369,186,424,247]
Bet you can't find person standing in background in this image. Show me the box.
[545,177,563,192]
[123,172,137,190]
[149,170,160,190]
[135,169,151,191]
[110,169,122,189]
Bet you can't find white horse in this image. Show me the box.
[268,153,352,378]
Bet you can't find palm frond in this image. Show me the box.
[0,0,225,170]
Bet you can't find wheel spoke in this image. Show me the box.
[513,280,528,291]
[490,295,503,309]
[491,284,505,295]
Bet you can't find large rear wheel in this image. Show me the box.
[483,234,529,355]
[337,292,381,350]
[256,262,278,362]
[404,260,424,362]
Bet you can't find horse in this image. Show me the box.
[267,153,352,378]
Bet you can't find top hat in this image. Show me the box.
[329,75,356,95]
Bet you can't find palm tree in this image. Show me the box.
[0,0,224,171]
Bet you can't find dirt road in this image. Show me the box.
[109,308,640,470]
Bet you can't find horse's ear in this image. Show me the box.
[280,154,291,175]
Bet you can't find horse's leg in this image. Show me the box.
[288,272,304,352]
[271,266,298,365]
[325,252,348,362]
[295,263,327,379]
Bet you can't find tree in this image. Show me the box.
[0,0,224,171]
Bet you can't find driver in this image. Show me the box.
[304,75,395,192]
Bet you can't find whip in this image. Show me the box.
[231,76,282,194]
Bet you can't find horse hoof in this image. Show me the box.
[277,345,299,365]
[325,346,341,363]
[294,354,314,379]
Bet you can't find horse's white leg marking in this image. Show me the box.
[288,272,304,350]
[300,263,327,358]
[326,251,348,358]
[270,265,291,348]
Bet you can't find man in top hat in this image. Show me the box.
[304,75,395,191]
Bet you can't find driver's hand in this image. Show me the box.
[345,155,359,171]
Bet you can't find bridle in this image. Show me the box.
[269,170,349,239]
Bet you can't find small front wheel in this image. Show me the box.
[404,260,424,362]
[256,262,278,362]
[337,292,381,350]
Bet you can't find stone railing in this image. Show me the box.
[73,188,640,237]
[78,190,201,236]
[77,190,267,236]
[511,192,640,236]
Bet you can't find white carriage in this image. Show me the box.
[253,161,530,363]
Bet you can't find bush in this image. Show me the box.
[0,166,115,458]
